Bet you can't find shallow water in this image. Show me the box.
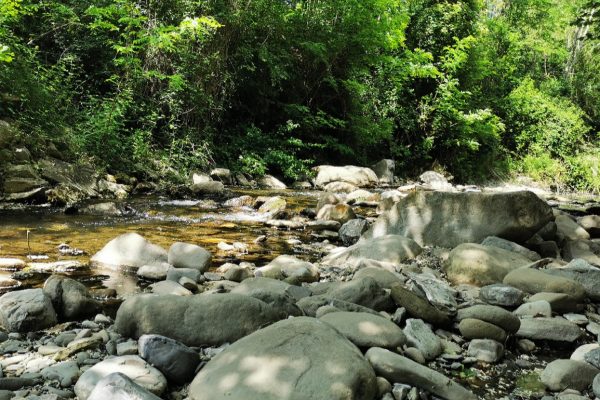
[0,189,324,296]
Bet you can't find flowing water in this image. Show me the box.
[0,189,327,296]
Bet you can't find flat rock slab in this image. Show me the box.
[189,317,377,400]
[516,318,583,342]
[365,190,553,248]
[319,311,406,349]
[75,355,166,400]
[365,347,477,400]
[87,372,162,400]
[114,293,282,347]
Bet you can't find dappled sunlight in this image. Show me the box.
[325,360,348,376]
[358,321,385,336]
[218,373,239,391]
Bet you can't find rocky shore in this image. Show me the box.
[1,163,600,400]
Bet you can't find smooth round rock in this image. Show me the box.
[319,311,406,349]
[467,339,504,363]
[457,305,520,333]
[0,289,57,332]
[541,359,599,391]
[458,319,507,342]
[138,334,200,384]
[480,284,525,307]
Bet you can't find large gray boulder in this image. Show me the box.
[365,191,553,248]
[189,317,377,400]
[365,347,477,400]
[319,312,406,349]
[503,268,586,301]
[168,242,212,272]
[541,359,599,391]
[314,165,379,188]
[371,159,395,185]
[444,243,531,286]
[322,235,422,268]
[43,276,101,320]
[138,334,200,384]
[114,293,282,346]
[74,355,167,400]
[0,289,57,332]
[90,233,168,271]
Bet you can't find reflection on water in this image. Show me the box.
[0,189,322,297]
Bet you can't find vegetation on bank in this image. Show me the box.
[0,0,599,191]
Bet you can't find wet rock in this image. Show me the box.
[255,255,319,283]
[91,233,168,271]
[43,276,101,321]
[136,264,172,280]
[257,196,286,216]
[503,268,586,301]
[366,347,477,400]
[322,235,422,268]
[541,359,599,391]
[338,219,369,246]
[74,355,167,400]
[403,319,442,360]
[114,293,282,347]
[389,283,451,327]
[458,319,507,342]
[457,305,520,333]
[556,215,590,241]
[516,318,583,342]
[480,284,525,307]
[138,334,199,384]
[167,242,211,272]
[444,243,531,286]
[365,191,553,248]
[481,236,541,261]
[87,372,162,400]
[372,159,395,185]
[191,181,224,195]
[257,175,287,189]
[0,289,57,333]
[78,202,122,216]
[314,165,379,188]
[189,317,377,400]
[319,311,406,349]
[467,339,504,363]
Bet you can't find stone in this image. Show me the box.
[419,171,452,190]
[516,318,583,342]
[579,215,600,237]
[115,293,282,347]
[366,347,477,400]
[117,340,138,356]
[545,261,600,301]
[323,181,359,193]
[562,240,600,266]
[503,268,586,301]
[389,283,451,326]
[458,319,507,342]
[444,243,532,286]
[257,196,287,216]
[571,343,600,362]
[527,292,580,313]
[346,189,381,205]
[372,159,395,184]
[191,181,224,194]
[319,311,406,349]
[556,215,590,241]
[339,219,369,246]
[0,258,25,271]
[148,280,192,296]
[0,289,57,333]
[41,361,79,388]
[403,319,442,360]
[314,165,379,188]
[365,191,553,248]
[42,276,101,321]
[168,242,212,272]
[584,348,600,369]
[255,255,319,283]
[406,272,457,314]
[353,267,403,289]
[87,372,162,400]
[404,347,426,364]
[541,359,599,391]
[138,334,199,384]
[223,264,253,282]
[166,268,202,283]
[480,284,525,307]
[322,235,422,268]
[189,317,377,400]
[316,204,356,224]
[514,301,552,318]
[305,277,395,313]
[90,233,168,271]
[209,168,232,184]
[74,356,167,400]
[257,175,287,189]
[457,305,520,333]
[136,264,172,280]
[467,339,504,363]
[594,373,600,397]
[518,339,536,352]
[481,236,541,261]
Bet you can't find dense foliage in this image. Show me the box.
[0,0,599,189]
